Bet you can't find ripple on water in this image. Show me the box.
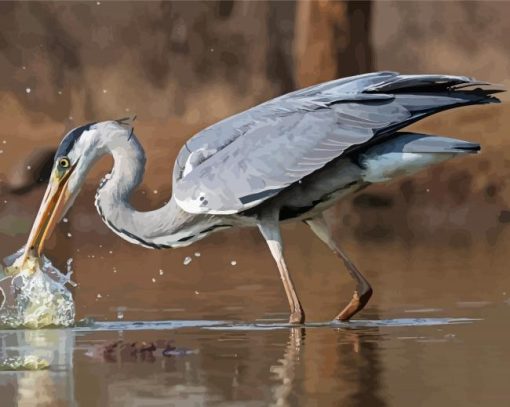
[67,316,478,333]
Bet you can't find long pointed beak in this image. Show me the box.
[22,164,77,260]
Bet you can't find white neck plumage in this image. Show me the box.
[93,132,222,249]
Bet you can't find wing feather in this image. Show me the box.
[173,72,500,214]
[174,103,408,214]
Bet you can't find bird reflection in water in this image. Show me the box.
[269,320,386,406]
[270,327,305,406]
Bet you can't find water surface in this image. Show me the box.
[1,228,510,406]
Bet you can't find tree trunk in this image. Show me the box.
[294,0,373,87]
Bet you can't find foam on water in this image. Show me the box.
[0,247,75,329]
[0,355,50,371]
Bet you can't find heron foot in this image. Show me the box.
[334,287,373,321]
[289,309,305,324]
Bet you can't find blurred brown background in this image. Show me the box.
[0,0,509,321]
[3,2,510,406]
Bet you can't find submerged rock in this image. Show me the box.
[88,339,197,363]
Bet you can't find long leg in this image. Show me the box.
[258,214,305,324]
[305,214,372,321]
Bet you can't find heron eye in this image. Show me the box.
[58,157,71,169]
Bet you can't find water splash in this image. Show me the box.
[0,247,76,329]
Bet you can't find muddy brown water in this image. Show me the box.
[1,222,510,406]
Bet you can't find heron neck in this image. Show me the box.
[94,135,212,249]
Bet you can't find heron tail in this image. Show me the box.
[360,132,481,183]
[390,132,480,154]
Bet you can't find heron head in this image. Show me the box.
[23,118,134,258]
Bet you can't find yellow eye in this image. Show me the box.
[58,157,71,169]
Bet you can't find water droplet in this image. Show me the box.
[66,258,73,273]
[194,252,201,257]
[183,256,192,266]
[159,269,164,275]
[25,88,31,94]
[231,260,237,266]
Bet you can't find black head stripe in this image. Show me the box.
[55,122,96,159]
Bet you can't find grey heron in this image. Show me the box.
[22,72,502,324]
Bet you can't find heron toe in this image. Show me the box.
[335,288,373,321]
[289,309,305,324]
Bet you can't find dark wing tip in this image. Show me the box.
[363,74,502,94]
[453,143,481,153]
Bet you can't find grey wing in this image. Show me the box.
[174,102,409,214]
[173,72,500,214]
